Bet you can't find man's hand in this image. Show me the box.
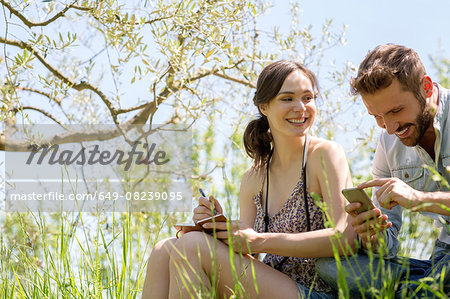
[345,202,391,250]
[358,178,423,210]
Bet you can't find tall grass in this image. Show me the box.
[1,168,448,298]
[0,211,151,298]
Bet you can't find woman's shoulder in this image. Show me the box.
[308,136,345,158]
[240,166,264,198]
[241,166,264,187]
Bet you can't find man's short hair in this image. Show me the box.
[351,44,426,102]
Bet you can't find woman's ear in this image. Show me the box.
[259,104,268,116]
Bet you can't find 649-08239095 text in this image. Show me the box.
[9,191,184,201]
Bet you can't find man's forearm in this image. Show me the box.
[418,191,450,215]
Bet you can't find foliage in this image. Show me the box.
[0,0,447,298]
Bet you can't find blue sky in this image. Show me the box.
[264,0,450,78]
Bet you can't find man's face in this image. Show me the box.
[361,79,433,147]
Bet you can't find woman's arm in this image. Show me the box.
[244,140,357,257]
[239,167,261,225]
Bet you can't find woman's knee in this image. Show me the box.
[149,237,178,262]
[170,232,212,262]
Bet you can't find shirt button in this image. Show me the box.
[404,172,409,179]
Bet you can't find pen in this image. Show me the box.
[199,188,217,215]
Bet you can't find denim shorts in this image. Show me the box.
[296,282,336,299]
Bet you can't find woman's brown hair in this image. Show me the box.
[243,60,319,168]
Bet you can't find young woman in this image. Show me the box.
[142,60,357,298]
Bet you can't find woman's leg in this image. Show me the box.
[168,231,302,299]
[142,237,177,299]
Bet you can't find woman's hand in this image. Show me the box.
[192,195,223,223]
[202,220,260,255]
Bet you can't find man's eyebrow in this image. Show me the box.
[369,106,403,117]
[386,105,403,114]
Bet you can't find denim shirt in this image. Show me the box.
[371,84,450,258]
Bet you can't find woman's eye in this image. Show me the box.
[303,96,313,102]
[281,97,292,101]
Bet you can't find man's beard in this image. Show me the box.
[398,104,433,147]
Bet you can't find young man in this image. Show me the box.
[316,44,450,297]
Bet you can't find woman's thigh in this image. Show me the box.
[173,231,302,299]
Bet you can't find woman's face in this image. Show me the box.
[259,70,316,139]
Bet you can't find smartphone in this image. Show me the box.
[341,187,376,214]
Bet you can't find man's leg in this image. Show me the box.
[316,254,406,298]
[402,248,450,297]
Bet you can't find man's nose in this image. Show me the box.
[383,117,399,135]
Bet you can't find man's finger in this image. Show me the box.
[352,208,381,226]
[345,202,362,216]
[358,178,391,189]
[353,217,381,234]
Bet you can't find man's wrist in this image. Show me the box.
[414,190,431,212]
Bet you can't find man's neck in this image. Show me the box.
[418,86,440,160]
[418,127,436,160]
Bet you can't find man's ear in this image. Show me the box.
[422,75,433,98]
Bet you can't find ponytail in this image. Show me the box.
[243,116,272,168]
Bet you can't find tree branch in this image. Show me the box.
[1,100,157,152]
[0,0,80,28]
[187,60,255,88]
[0,36,118,120]
[213,72,255,88]
[12,106,65,127]
[116,102,152,114]
[18,86,63,105]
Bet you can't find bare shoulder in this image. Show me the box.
[239,166,264,200]
[307,137,351,196]
[308,137,346,161]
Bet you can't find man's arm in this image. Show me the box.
[359,178,450,216]
[350,137,403,257]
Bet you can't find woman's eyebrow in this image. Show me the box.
[277,89,313,96]
[276,91,295,96]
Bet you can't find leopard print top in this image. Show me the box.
[252,173,333,293]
